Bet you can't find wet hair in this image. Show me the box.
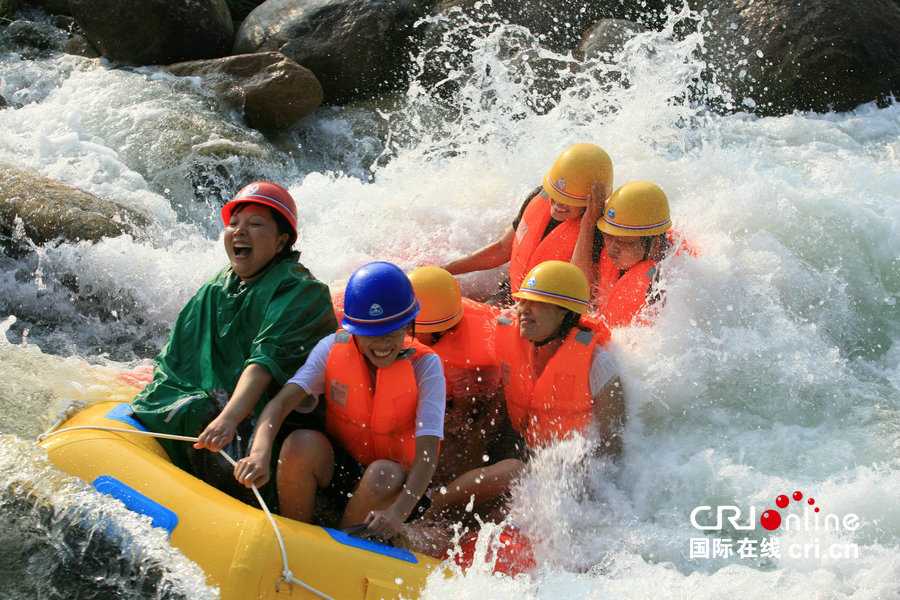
[641,233,671,261]
[560,310,583,334]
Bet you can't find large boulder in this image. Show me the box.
[68,0,234,66]
[417,0,665,103]
[435,0,667,53]
[0,19,67,59]
[0,164,148,254]
[577,18,647,59]
[233,0,429,104]
[696,0,900,114]
[166,52,324,131]
[429,0,899,116]
[41,0,71,16]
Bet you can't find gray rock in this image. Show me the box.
[436,0,667,53]
[578,19,647,59]
[0,20,66,58]
[62,34,101,59]
[696,0,900,114]
[166,51,323,131]
[42,0,71,17]
[0,164,148,251]
[233,0,428,103]
[68,0,234,65]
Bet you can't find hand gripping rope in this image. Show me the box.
[39,420,334,600]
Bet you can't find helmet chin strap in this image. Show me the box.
[530,333,563,347]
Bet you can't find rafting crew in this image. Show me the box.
[133,144,688,544]
[440,143,613,307]
[130,182,337,504]
[425,260,625,522]
[233,261,446,540]
[406,266,506,486]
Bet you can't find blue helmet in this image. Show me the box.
[341,261,421,337]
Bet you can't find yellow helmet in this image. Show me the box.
[542,143,613,207]
[512,260,590,314]
[407,266,464,333]
[597,181,671,237]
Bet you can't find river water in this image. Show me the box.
[1,5,898,599]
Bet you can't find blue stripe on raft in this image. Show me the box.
[323,528,419,563]
[92,475,178,534]
[105,402,147,431]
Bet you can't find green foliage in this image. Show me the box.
[0,0,12,25]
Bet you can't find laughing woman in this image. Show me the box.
[131,182,336,502]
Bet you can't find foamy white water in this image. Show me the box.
[1,6,897,599]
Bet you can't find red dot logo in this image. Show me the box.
[760,510,782,531]
[761,490,821,531]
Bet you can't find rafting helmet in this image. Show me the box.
[342,261,421,337]
[221,181,298,244]
[542,143,613,207]
[408,266,464,333]
[597,181,671,237]
[512,260,590,314]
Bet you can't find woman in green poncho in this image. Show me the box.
[131,181,337,502]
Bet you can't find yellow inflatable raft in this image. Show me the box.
[38,400,442,600]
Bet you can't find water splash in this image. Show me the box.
[0,436,217,600]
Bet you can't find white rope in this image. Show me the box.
[40,424,334,600]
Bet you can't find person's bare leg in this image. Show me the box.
[427,458,525,520]
[276,430,334,522]
[340,459,407,528]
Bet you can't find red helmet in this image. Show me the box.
[221,181,298,244]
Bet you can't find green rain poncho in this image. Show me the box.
[131,254,336,470]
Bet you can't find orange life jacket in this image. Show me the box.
[594,229,694,327]
[429,298,501,399]
[509,193,582,292]
[324,331,435,467]
[496,317,610,449]
[595,249,659,328]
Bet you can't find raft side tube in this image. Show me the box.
[92,475,178,534]
[38,401,442,600]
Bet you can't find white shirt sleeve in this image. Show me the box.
[589,345,618,397]
[411,352,446,440]
[286,333,335,413]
